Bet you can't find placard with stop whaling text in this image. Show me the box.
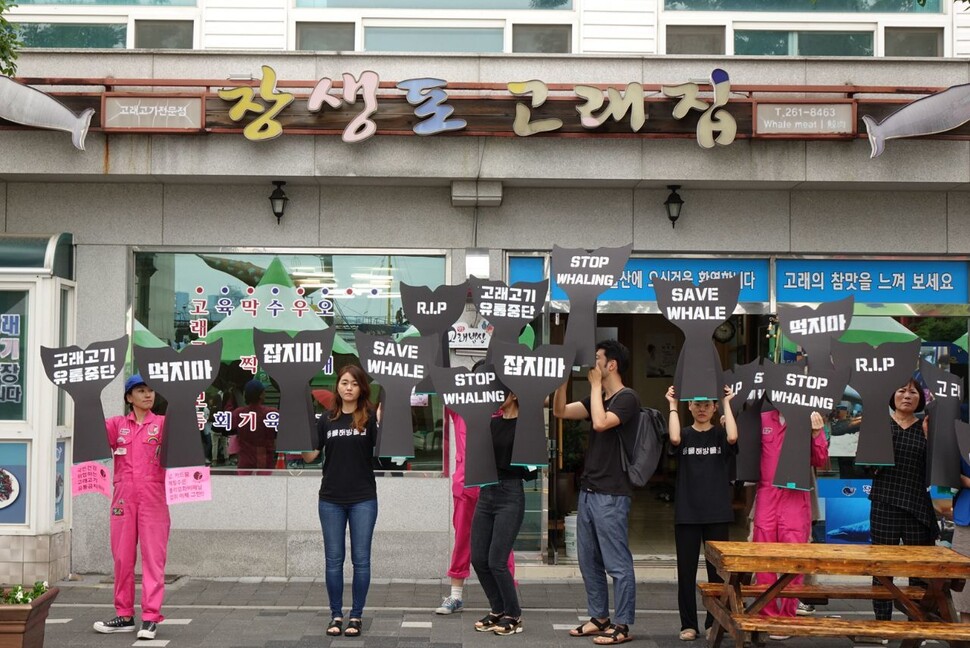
[830,338,921,466]
[355,331,436,457]
[429,364,506,487]
[551,243,632,366]
[40,335,128,463]
[135,341,222,468]
[254,328,335,451]
[764,361,848,490]
[492,339,574,467]
[779,296,854,371]
[655,276,740,401]
[920,359,962,489]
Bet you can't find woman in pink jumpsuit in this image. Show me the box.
[93,374,170,641]
[753,408,827,621]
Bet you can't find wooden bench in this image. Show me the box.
[733,614,970,642]
[698,582,929,606]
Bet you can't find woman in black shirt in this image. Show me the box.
[302,365,378,638]
[470,389,535,636]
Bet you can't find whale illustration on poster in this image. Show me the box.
[830,338,921,466]
[40,335,128,463]
[779,296,854,371]
[763,360,849,490]
[920,359,962,489]
[429,364,507,487]
[551,243,632,366]
[253,328,335,451]
[655,276,740,401]
[0,76,95,150]
[355,331,435,458]
[492,339,574,467]
[863,82,970,159]
[470,278,546,364]
[135,341,223,468]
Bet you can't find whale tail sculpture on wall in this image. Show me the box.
[862,82,970,159]
[0,76,95,150]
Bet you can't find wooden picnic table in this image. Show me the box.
[702,541,970,648]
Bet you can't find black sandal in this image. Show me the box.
[344,618,363,637]
[570,617,610,637]
[475,612,502,632]
[326,618,343,636]
[593,624,632,645]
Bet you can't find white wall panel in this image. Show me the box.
[581,0,658,54]
[202,0,287,50]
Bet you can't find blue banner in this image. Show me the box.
[776,259,969,304]
[509,257,770,303]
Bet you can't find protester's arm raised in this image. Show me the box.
[666,386,681,446]
[722,385,738,445]
[553,379,590,421]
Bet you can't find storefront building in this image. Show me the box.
[1,45,969,581]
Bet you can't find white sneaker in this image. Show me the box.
[136,621,157,640]
[796,602,815,616]
[853,638,889,645]
[435,596,463,614]
[769,635,792,641]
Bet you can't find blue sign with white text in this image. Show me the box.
[776,259,968,304]
[509,257,769,303]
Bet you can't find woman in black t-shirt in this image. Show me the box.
[666,385,738,642]
[469,390,536,636]
[302,365,378,639]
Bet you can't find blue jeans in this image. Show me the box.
[577,490,635,625]
[318,498,378,619]
[471,479,524,618]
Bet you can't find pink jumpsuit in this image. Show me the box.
[105,411,171,622]
[753,410,828,617]
[446,412,515,580]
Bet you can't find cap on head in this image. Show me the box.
[124,374,147,395]
[244,379,265,403]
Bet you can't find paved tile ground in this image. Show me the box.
[45,576,887,648]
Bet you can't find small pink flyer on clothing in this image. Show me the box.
[165,466,212,505]
[71,461,112,497]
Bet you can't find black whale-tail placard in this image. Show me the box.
[492,339,574,467]
[779,296,854,371]
[470,278,547,365]
[401,281,469,391]
[40,335,128,463]
[135,340,223,468]
[254,328,335,451]
[831,338,921,466]
[920,359,962,489]
[355,331,436,458]
[551,243,632,366]
[763,360,848,490]
[655,276,741,401]
[429,364,507,487]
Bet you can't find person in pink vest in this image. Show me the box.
[435,408,516,615]
[93,374,170,641]
[752,408,827,628]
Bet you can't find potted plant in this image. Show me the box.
[0,581,58,648]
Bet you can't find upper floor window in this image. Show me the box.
[735,29,873,56]
[296,22,356,50]
[16,0,195,5]
[666,0,939,12]
[885,27,943,57]
[17,22,126,48]
[295,0,570,8]
[512,24,570,53]
[134,20,193,49]
[364,26,503,52]
[666,25,725,54]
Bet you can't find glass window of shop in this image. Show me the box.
[296,22,356,50]
[735,29,873,56]
[296,0,570,9]
[885,27,943,57]
[666,25,725,54]
[16,23,127,48]
[665,0,939,12]
[132,251,447,474]
[134,20,194,49]
[0,291,27,422]
[364,26,503,52]
[512,24,571,53]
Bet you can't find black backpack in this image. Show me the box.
[616,395,667,487]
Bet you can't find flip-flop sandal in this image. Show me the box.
[679,628,698,641]
[593,624,632,645]
[344,618,363,637]
[570,617,611,637]
[326,618,343,636]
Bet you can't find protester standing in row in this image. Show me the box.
[94,374,170,641]
[666,385,737,642]
[303,365,379,638]
[951,458,970,623]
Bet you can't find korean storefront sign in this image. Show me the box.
[102,94,204,132]
[509,257,770,303]
[776,259,969,303]
[0,291,27,421]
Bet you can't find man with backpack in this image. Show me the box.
[553,339,640,646]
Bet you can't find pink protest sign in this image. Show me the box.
[165,466,212,505]
[71,461,112,497]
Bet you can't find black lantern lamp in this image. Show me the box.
[664,185,684,229]
[269,181,289,225]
